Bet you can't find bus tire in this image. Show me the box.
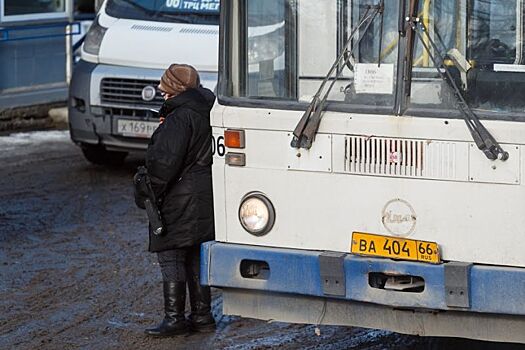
[81,144,128,166]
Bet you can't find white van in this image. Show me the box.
[68,0,219,164]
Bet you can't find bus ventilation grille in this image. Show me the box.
[343,136,460,180]
[131,25,173,32]
[179,28,219,35]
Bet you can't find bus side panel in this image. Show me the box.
[212,127,227,242]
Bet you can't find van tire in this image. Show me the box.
[81,144,128,165]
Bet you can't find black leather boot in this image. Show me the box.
[186,247,216,332]
[145,281,189,337]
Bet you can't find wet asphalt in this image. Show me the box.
[1,130,524,350]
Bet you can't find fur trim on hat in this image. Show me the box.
[159,64,200,97]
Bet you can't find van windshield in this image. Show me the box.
[106,0,220,25]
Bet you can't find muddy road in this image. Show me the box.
[0,130,523,350]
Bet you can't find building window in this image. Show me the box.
[1,0,70,22]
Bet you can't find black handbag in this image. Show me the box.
[133,166,164,236]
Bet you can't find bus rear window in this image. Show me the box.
[220,0,525,119]
[408,0,525,114]
[468,0,521,65]
[242,0,297,100]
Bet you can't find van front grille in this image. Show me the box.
[100,78,164,108]
[102,107,156,118]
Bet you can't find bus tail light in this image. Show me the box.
[224,129,245,148]
[225,152,246,166]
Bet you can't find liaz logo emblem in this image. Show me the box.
[141,85,157,102]
[381,198,417,237]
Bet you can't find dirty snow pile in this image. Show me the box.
[0,131,69,152]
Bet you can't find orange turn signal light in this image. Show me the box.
[224,129,245,149]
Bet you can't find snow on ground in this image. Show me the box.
[0,130,69,148]
[0,131,70,158]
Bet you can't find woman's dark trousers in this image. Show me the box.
[145,245,215,337]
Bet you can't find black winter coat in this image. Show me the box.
[145,87,215,252]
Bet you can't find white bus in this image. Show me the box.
[201,0,525,343]
[68,0,219,164]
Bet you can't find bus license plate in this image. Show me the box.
[117,119,159,138]
[351,232,440,264]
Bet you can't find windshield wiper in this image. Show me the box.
[399,0,419,110]
[405,17,509,161]
[291,1,385,149]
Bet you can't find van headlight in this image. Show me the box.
[83,16,107,55]
[239,193,275,236]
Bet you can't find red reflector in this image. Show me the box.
[224,129,245,149]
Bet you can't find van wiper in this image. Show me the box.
[291,1,385,149]
[406,17,509,161]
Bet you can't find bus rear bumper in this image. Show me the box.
[201,241,525,316]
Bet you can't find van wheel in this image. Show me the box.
[81,144,128,165]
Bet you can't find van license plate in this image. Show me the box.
[117,119,159,138]
[351,232,440,264]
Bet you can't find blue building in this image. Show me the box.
[0,0,93,127]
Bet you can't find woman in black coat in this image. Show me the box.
[144,64,215,337]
